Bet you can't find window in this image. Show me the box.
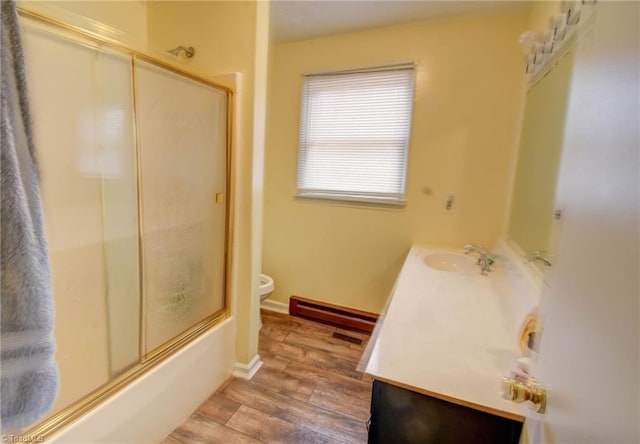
[297,63,415,205]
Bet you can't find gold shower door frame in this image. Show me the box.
[17,8,235,439]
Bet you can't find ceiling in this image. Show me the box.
[271,0,529,43]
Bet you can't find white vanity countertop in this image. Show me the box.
[364,244,539,421]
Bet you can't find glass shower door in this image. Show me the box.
[22,21,140,415]
[134,60,228,354]
[15,12,232,434]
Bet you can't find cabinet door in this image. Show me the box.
[368,381,522,444]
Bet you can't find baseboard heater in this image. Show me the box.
[289,295,379,333]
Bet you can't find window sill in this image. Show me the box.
[295,193,407,209]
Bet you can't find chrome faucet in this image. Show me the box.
[526,251,553,267]
[464,244,495,275]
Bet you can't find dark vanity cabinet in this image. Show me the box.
[368,380,523,444]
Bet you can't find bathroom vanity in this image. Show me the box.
[368,380,522,443]
[363,245,539,444]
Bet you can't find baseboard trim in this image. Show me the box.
[289,295,379,333]
[232,354,263,380]
[260,299,289,314]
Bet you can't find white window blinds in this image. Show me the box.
[297,63,415,205]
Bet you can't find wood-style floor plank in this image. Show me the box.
[226,405,335,444]
[308,384,370,422]
[195,393,241,425]
[259,335,307,361]
[261,311,337,335]
[158,435,187,444]
[260,352,291,371]
[335,327,371,342]
[295,348,365,380]
[172,415,263,444]
[160,310,372,443]
[220,378,366,443]
[284,361,372,401]
[250,366,317,401]
[259,323,289,342]
[283,331,364,360]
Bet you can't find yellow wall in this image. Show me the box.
[263,11,528,313]
[147,1,269,365]
[526,1,562,33]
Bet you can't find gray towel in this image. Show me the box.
[1,0,58,432]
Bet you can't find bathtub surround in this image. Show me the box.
[47,319,235,444]
[0,0,57,432]
[263,10,528,314]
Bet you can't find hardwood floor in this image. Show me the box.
[160,310,373,443]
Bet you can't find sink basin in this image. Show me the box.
[423,252,477,272]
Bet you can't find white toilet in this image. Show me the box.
[259,274,274,302]
[258,274,274,329]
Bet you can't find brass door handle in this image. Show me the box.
[501,376,547,413]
